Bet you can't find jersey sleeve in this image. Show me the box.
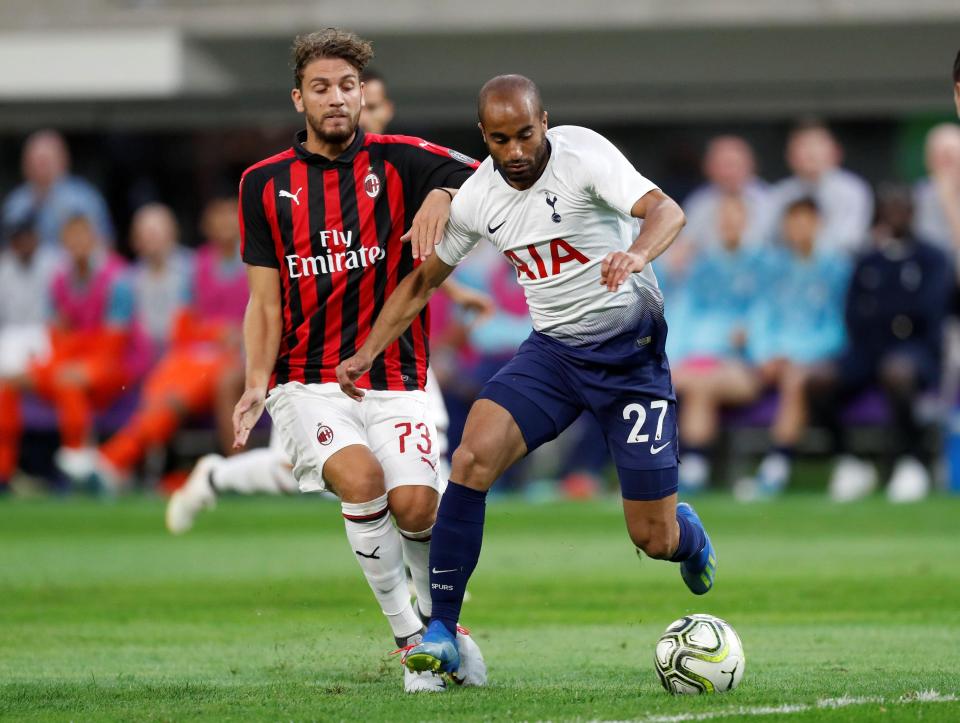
[402,139,479,207]
[578,128,659,217]
[435,193,482,268]
[239,172,279,269]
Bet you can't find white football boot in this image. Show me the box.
[828,455,877,502]
[401,631,446,693]
[165,454,220,534]
[451,626,488,687]
[886,456,931,503]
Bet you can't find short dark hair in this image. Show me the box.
[786,196,819,215]
[954,49,960,83]
[477,74,543,123]
[291,28,374,88]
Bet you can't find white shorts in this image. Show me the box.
[265,381,441,495]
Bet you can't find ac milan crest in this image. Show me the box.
[316,423,334,446]
[363,172,381,199]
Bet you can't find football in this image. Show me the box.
[654,614,745,694]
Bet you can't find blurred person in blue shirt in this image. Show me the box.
[669,194,766,493]
[2,130,114,249]
[682,135,772,251]
[735,198,850,500]
[659,136,772,294]
[766,120,873,255]
[807,186,953,503]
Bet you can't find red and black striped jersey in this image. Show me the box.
[240,128,478,391]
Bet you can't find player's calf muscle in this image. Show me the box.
[624,499,680,559]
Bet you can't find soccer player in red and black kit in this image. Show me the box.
[230,29,486,693]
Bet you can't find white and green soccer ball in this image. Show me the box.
[654,614,745,694]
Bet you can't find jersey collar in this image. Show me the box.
[293,128,365,167]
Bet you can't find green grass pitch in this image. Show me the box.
[2,494,959,721]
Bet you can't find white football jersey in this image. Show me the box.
[436,125,663,344]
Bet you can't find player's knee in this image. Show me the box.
[450,443,497,490]
[389,485,438,531]
[331,469,385,503]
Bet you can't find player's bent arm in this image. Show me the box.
[336,254,456,400]
[628,189,686,265]
[600,189,686,292]
[232,265,282,448]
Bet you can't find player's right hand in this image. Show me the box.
[232,386,267,450]
[336,353,373,402]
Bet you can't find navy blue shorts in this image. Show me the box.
[478,322,679,501]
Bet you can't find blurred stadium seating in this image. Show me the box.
[2,1,960,498]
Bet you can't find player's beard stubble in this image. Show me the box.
[305,108,360,145]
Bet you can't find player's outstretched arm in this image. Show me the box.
[337,254,455,400]
[233,266,282,449]
[600,189,686,292]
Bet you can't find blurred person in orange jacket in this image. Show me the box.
[0,213,148,491]
[58,197,250,490]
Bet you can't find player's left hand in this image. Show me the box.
[336,352,373,402]
[401,188,452,261]
[600,250,646,292]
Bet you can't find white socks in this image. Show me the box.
[210,448,297,495]
[341,494,421,641]
[399,526,433,618]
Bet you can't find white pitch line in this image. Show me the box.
[627,690,958,723]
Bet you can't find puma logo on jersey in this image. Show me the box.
[279,187,303,205]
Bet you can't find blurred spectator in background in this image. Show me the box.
[682,135,772,250]
[0,211,59,372]
[359,70,396,134]
[0,212,60,488]
[807,186,953,503]
[669,195,765,493]
[767,120,873,254]
[2,130,114,249]
[735,198,851,500]
[0,214,148,491]
[954,50,960,117]
[660,136,771,292]
[58,198,247,489]
[913,123,960,255]
[128,204,194,355]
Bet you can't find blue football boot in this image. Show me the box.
[401,620,460,675]
[676,502,717,595]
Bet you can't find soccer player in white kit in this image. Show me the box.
[337,75,717,678]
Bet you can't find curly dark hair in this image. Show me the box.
[291,28,374,88]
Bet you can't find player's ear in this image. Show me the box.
[360,82,366,108]
[291,88,305,114]
[477,121,486,144]
[541,111,549,131]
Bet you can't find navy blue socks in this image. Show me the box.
[671,508,706,562]
[428,481,487,636]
